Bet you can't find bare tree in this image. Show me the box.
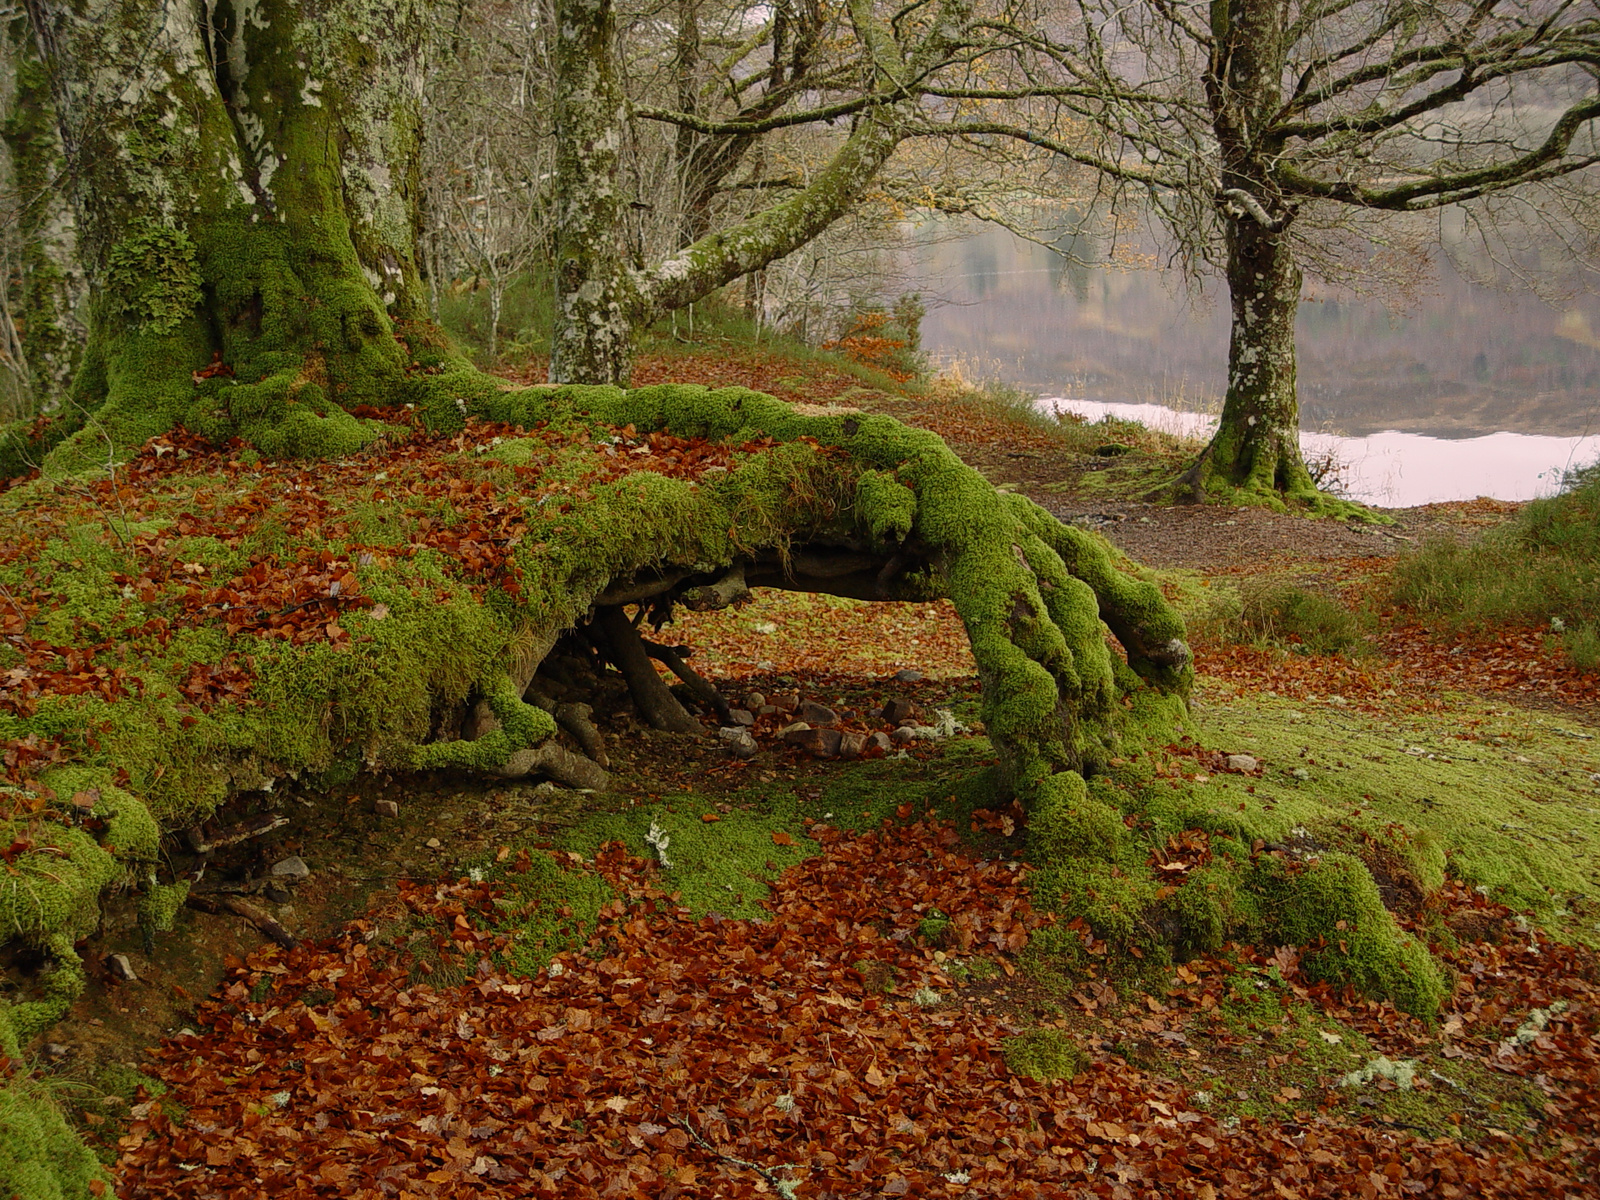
[928,0,1600,509]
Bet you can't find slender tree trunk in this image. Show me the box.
[21,0,435,473]
[549,0,639,385]
[1179,218,1317,501]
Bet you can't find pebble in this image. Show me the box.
[894,669,925,683]
[107,954,138,982]
[373,798,399,817]
[1225,754,1258,773]
[425,837,443,850]
[727,708,756,726]
[270,855,310,879]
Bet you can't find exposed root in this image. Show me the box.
[494,740,610,790]
[592,605,701,734]
[643,637,731,722]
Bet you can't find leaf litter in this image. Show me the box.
[114,818,1600,1198]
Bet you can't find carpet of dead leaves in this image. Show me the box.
[113,823,1599,1199]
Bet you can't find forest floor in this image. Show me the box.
[54,345,1600,1197]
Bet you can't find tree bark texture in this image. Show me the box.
[549,0,637,386]
[21,0,434,473]
[1180,0,1317,505]
[1,20,84,418]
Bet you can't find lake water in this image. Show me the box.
[904,222,1600,506]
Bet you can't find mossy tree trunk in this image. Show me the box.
[0,18,84,420]
[1172,0,1318,508]
[19,0,437,474]
[547,0,957,385]
[549,0,639,386]
[1177,214,1318,504]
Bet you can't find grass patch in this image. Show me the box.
[1390,462,1600,668]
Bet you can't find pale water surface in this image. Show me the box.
[905,222,1600,505]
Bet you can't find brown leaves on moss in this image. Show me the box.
[116,823,1599,1199]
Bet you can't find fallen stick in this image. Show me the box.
[186,893,299,950]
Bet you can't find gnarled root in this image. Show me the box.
[642,638,731,722]
[591,605,701,734]
[494,739,610,790]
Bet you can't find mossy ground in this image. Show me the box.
[3,325,1595,1190]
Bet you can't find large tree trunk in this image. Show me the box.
[1,20,83,419]
[1177,0,1332,511]
[548,0,639,385]
[1178,218,1318,503]
[22,0,433,474]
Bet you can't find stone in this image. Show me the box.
[758,704,777,716]
[373,798,399,817]
[784,727,843,759]
[107,954,138,982]
[880,697,919,725]
[768,692,799,714]
[718,727,758,759]
[742,692,766,710]
[426,837,443,850]
[867,731,893,753]
[777,721,811,737]
[890,726,921,745]
[799,700,839,727]
[264,883,292,904]
[271,855,310,879]
[1224,754,1259,773]
[45,1043,68,1059]
[839,732,868,761]
[727,708,756,726]
[894,669,925,683]
[1291,767,1311,781]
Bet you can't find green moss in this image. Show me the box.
[0,1078,112,1200]
[137,880,191,936]
[1258,852,1445,1017]
[105,221,204,334]
[1001,1028,1087,1082]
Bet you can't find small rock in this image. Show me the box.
[1291,767,1311,781]
[768,693,799,714]
[799,700,839,727]
[778,721,811,737]
[867,731,893,753]
[718,727,758,759]
[786,727,844,759]
[45,1043,68,1059]
[264,883,292,904]
[271,855,310,879]
[425,837,443,850]
[373,798,399,817]
[742,692,767,710]
[894,669,924,683]
[107,954,138,983]
[890,726,921,745]
[1224,754,1259,773]
[839,732,868,761]
[880,697,919,725]
[727,708,756,726]
[758,704,777,716]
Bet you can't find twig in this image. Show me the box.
[186,893,299,950]
[673,1116,804,1198]
[184,813,289,854]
